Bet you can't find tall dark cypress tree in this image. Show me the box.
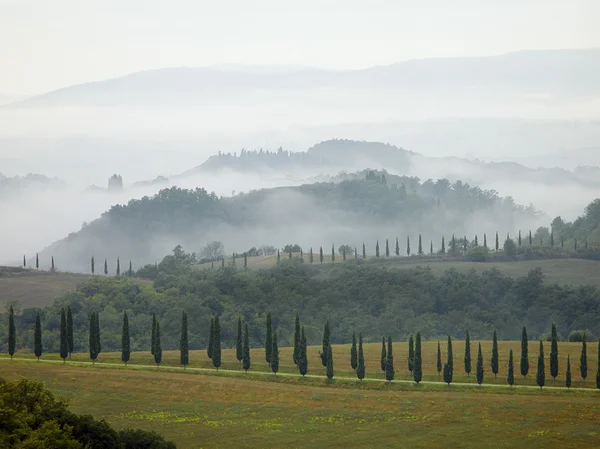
[151,313,157,356]
[310,247,313,264]
[293,311,301,365]
[362,243,366,259]
[491,330,499,379]
[356,333,365,380]
[271,332,279,374]
[418,234,423,255]
[386,336,395,381]
[414,332,422,384]
[354,247,357,260]
[464,330,472,376]
[520,326,529,378]
[320,321,330,367]
[91,256,95,274]
[441,236,446,254]
[89,312,98,363]
[483,233,487,249]
[474,235,478,246]
[36,253,39,269]
[406,236,411,256]
[236,316,243,363]
[23,255,26,268]
[430,241,433,255]
[495,232,499,251]
[395,237,400,256]
[212,315,221,370]
[518,230,522,247]
[566,355,572,388]
[122,311,130,365]
[60,308,68,363]
[277,250,280,264]
[350,332,358,370]
[580,333,587,381]
[104,258,108,275]
[408,334,414,373]
[436,341,442,376]
[298,326,308,376]
[128,260,133,276]
[180,311,189,368]
[443,335,453,385]
[319,247,323,263]
[331,244,335,263]
[376,240,380,258]
[243,323,251,372]
[265,313,273,364]
[385,239,389,257]
[116,257,120,276]
[154,322,162,366]
[507,349,515,386]
[51,256,55,272]
[34,312,42,361]
[207,316,214,359]
[550,322,559,382]
[476,342,484,385]
[66,305,74,358]
[537,340,545,389]
[8,306,15,360]
[380,337,387,371]
[326,344,334,380]
[529,230,533,245]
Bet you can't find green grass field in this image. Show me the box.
[1,340,599,449]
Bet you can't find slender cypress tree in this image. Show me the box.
[518,231,522,247]
[8,306,16,360]
[265,313,272,363]
[528,230,533,245]
[520,326,529,378]
[491,330,499,378]
[464,330,472,376]
[320,321,330,367]
[436,341,442,376]
[350,332,358,370]
[310,247,313,264]
[408,334,414,373]
[354,247,357,260]
[244,253,247,268]
[550,322,559,382]
[91,256,95,274]
[507,349,515,386]
[180,311,189,368]
[301,249,304,262]
[89,312,97,363]
[537,340,545,389]
[66,305,74,358]
[207,316,214,359]
[51,256,55,272]
[362,243,366,259]
[104,258,108,275]
[596,338,600,389]
[23,255,26,268]
[495,232,499,251]
[36,253,39,269]
[271,332,279,374]
[277,250,280,264]
[406,236,411,256]
[385,239,389,257]
[441,236,446,254]
[395,237,400,256]
[386,336,395,381]
[243,323,251,372]
[128,260,133,276]
[566,355,572,388]
[154,322,162,366]
[356,333,365,380]
[474,235,478,246]
[376,240,380,257]
[121,311,130,365]
[430,241,433,255]
[326,344,334,380]
[60,308,68,363]
[319,247,323,263]
[212,315,221,370]
[476,343,484,385]
[236,316,243,363]
[580,333,587,381]
[380,337,387,371]
[34,312,42,361]
[151,313,156,356]
[418,234,423,255]
[116,257,120,276]
[444,335,453,385]
[293,311,301,365]
[414,332,422,384]
[331,244,335,262]
[483,233,487,249]
[298,326,308,376]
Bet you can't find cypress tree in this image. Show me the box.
[350,332,358,370]
[362,243,366,259]
[385,239,389,257]
[443,335,453,385]
[319,247,323,263]
[356,332,365,380]
[207,316,214,359]
[354,247,357,260]
[271,332,279,374]
[326,344,334,380]
[507,349,515,386]
[51,256,55,272]
[89,312,97,363]
[34,312,42,361]
[331,244,335,263]
[66,305,74,357]
[310,247,313,264]
[441,236,446,254]
[529,230,533,245]
[436,341,442,376]
[474,235,478,246]
[375,240,380,257]
[464,330,472,376]
[385,336,395,381]
[298,326,308,376]
[408,334,414,373]
[60,308,68,363]
[122,311,130,365]
[418,234,423,255]
[151,313,156,356]
[212,315,221,370]
[462,236,467,254]
[277,249,280,264]
[566,355,572,388]
[23,254,26,268]
[395,237,400,256]
[476,343,484,385]
[116,257,120,276]
[236,316,243,363]
[128,260,133,276]
[483,233,487,249]
[293,311,301,365]
[520,326,529,378]
[491,330,499,379]
[342,246,346,261]
[36,253,39,269]
[430,241,433,255]
[265,313,272,364]
[244,252,247,268]
[8,306,16,360]
[180,311,189,368]
[243,323,251,372]
[300,248,304,262]
[320,321,330,367]
[451,234,456,253]
[154,322,162,366]
[495,232,499,251]
[414,332,422,384]
[91,256,95,274]
[580,333,587,381]
[380,337,387,371]
[537,340,545,389]
[104,258,108,275]
[406,236,411,256]
[596,338,600,390]
[550,322,559,382]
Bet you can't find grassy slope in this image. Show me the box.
[1,341,599,449]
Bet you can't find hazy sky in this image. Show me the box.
[1,0,599,95]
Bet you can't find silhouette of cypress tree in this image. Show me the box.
[476,343,484,385]
[464,330,472,376]
[356,333,365,380]
[414,332,423,384]
[385,336,394,381]
[122,311,130,365]
[350,332,358,370]
[520,326,529,378]
[212,316,221,370]
[491,330,499,378]
[507,349,515,386]
[180,311,189,368]
[408,334,414,373]
[271,332,279,374]
[243,323,251,373]
[34,312,42,361]
[537,340,545,389]
[8,306,15,360]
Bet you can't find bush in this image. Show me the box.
[465,246,488,262]
[568,330,596,342]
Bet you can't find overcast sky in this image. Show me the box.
[1,0,599,95]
